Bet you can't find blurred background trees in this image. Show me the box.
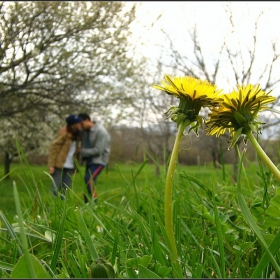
[0,1,145,176]
[1,1,280,180]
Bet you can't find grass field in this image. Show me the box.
[0,161,235,219]
[1,157,278,278]
[0,159,262,222]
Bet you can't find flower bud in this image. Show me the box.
[90,258,115,278]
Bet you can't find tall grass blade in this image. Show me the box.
[180,173,213,199]
[0,170,15,182]
[15,140,37,190]
[74,208,99,260]
[236,150,280,277]
[149,206,167,266]
[111,231,119,267]
[15,140,46,221]
[251,228,280,277]
[0,261,14,271]
[143,149,163,173]
[208,247,222,278]
[40,260,57,278]
[256,155,270,209]
[132,159,148,180]
[212,198,225,278]
[220,142,226,182]
[131,170,139,210]
[173,199,182,259]
[67,253,82,278]
[13,181,36,278]
[74,242,88,278]
[50,200,67,271]
[59,258,70,278]
[0,210,23,256]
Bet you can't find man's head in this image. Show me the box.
[78,113,94,130]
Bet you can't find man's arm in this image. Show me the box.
[80,129,108,158]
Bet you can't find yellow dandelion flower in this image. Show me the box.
[152,74,222,277]
[153,74,223,134]
[206,84,276,149]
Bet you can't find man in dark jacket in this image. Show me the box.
[78,113,111,204]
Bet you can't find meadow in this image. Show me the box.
[0,154,280,278]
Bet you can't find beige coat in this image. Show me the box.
[48,133,80,169]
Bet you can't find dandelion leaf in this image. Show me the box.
[138,264,161,278]
[10,254,50,278]
[264,191,280,228]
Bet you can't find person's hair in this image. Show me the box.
[78,113,91,121]
[66,124,80,141]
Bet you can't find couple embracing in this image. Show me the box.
[48,113,110,204]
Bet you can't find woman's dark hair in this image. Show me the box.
[66,124,80,141]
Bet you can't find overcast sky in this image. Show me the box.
[130,1,280,56]
[121,2,280,129]
[128,1,280,93]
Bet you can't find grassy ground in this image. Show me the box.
[0,157,279,278]
[0,160,236,221]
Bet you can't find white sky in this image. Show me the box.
[128,1,280,92]
[130,1,280,54]
[117,1,280,130]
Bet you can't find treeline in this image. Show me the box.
[3,125,279,169]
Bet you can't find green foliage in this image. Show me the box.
[264,187,280,228]
[11,254,50,279]
[90,258,115,278]
[1,157,280,278]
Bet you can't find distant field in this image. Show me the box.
[0,160,260,221]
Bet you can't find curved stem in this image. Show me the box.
[247,131,280,183]
[165,121,189,278]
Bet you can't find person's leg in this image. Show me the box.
[91,164,104,204]
[51,168,62,197]
[60,168,75,200]
[83,164,104,203]
[83,166,92,203]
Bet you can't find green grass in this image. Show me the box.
[0,161,233,221]
[0,162,145,217]
[0,159,262,225]
[1,158,279,278]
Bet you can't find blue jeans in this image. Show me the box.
[84,163,105,203]
[51,167,75,200]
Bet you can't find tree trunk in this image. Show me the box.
[211,137,222,169]
[212,149,221,169]
[4,152,12,179]
[154,153,160,177]
[155,164,160,177]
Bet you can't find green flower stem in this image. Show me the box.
[247,131,280,182]
[165,121,189,278]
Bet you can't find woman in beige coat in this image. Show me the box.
[48,114,82,199]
